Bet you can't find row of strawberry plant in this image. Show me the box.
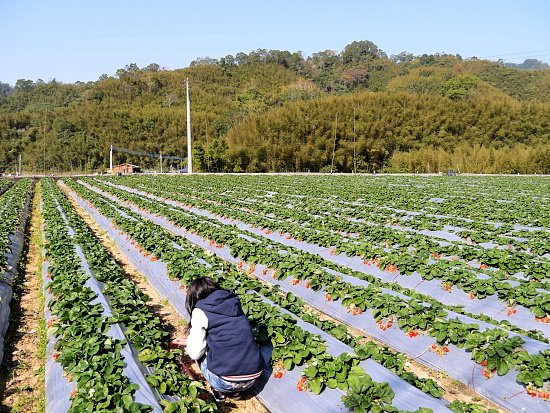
[0,178,33,364]
[41,179,156,412]
[0,180,19,217]
[46,179,218,412]
[0,178,33,274]
[62,179,451,412]
[0,178,13,197]
[88,178,548,341]
[66,179,550,410]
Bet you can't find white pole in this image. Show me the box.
[353,106,356,174]
[186,78,193,174]
[160,152,163,174]
[43,110,46,177]
[110,145,113,173]
[330,113,338,174]
[18,153,22,176]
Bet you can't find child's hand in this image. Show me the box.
[169,337,187,348]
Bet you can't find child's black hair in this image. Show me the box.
[184,276,221,332]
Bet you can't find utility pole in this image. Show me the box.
[109,145,113,173]
[353,106,357,174]
[160,152,163,173]
[186,78,193,174]
[18,154,22,176]
[43,110,46,177]
[330,113,338,174]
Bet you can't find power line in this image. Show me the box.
[500,53,550,62]
[111,146,185,161]
[479,49,550,59]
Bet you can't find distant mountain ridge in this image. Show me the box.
[504,59,550,70]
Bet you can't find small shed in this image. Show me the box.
[112,163,141,174]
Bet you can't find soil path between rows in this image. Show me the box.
[64,183,267,413]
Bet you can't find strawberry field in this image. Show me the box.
[15,175,550,413]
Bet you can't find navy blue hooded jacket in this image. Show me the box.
[195,289,264,377]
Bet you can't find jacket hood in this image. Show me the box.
[196,289,242,317]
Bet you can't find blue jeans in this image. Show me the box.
[199,356,257,393]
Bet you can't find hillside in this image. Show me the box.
[226,92,550,173]
[0,40,549,174]
[0,63,302,173]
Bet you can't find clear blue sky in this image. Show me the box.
[1,0,549,85]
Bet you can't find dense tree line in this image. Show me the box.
[223,92,550,173]
[0,40,549,174]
